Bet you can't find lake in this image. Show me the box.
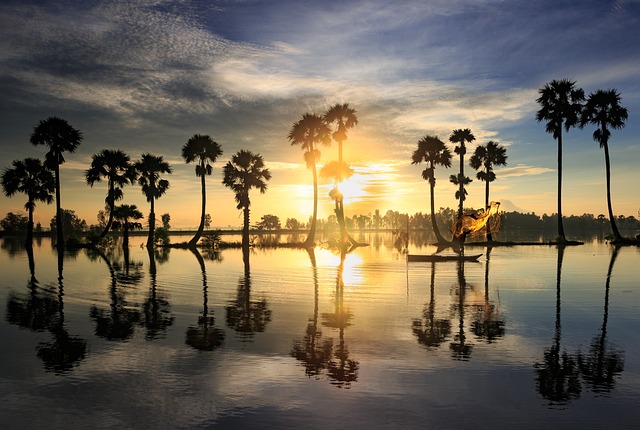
[1,233,639,429]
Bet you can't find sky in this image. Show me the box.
[1,0,639,229]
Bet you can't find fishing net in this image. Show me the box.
[450,202,502,239]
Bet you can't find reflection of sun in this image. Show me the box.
[315,250,363,287]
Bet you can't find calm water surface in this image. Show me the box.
[1,234,639,429]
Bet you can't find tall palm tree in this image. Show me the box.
[182,134,223,249]
[323,103,359,247]
[222,150,271,247]
[411,135,452,243]
[288,113,331,247]
[449,128,475,219]
[135,154,172,249]
[580,89,628,242]
[30,117,83,248]
[2,158,55,247]
[469,141,508,241]
[112,204,143,249]
[85,149,137,240]
[536,79,585,242]
[319,160,354,246]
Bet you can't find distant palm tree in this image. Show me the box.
[112,204,143,249]
[470,141,508,241]
[222,150,271,247]
[182,134,223,248]
[135,154,172,248]
[85,149,137,240]
[449,128,475,219]
[288,113,331,247]
[580,89,628,242]
[2,158,55,247]
[412,135,452,243]
[536,79,585,242]
[30,117,83,248]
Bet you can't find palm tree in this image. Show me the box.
[411,135,452,243]
[536,79,585,242]
[182,134,223,249]
[222,150,271,247]
[85,149,137,240]
[112,204,143,249]
[288,113,331,247]
[449,129,475,219]
[469,141,508,241]
[580,89,628,242]
[30,117,83,248]
[323,103,360,247]
[319,160,354,246]
[2,158,55,247]
[135,154,172,248]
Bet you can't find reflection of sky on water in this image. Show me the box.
[1,235,639,427]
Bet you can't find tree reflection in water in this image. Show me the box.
[450,260,473,360]
[89,246,142,341]
[185,248,225,351]
[291,248,334,377]
[471,247,505,343]
[7,247,86,373]
[535,246,581,405]
[141,247,174,341]
[322,248,359,388]
[577,246,625,394]
[225,245,271,342]
[412,261,451,348]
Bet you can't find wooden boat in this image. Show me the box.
[407,253,483,262]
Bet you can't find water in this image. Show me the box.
[1,234,639,429]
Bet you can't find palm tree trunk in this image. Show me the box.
[603,141,622,240]
[54,164,64,249]
[458,153,464,219]
[26,203,34,248]
[557,132,566,241]
[123,221,129,249]
[242,204,250,248]
[430,182,446,243]
[304,162,318,247]
[147,198,155,249]
[99,182,115,239]
[485,177,493,241]
[189,169,206,248]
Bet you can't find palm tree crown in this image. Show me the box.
[469,141,508,206]
[412,135,452,243]
[535,78,585,241]
[2,158,55,247]
[30,116,83,248]
[85,149,137,239]
[580,89,628,241]
[323,103,358,163]
[135,153,172,248]
[182,134,223,248]
[449,128,475,218]
[222,150,271,246]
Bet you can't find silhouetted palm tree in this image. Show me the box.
[580,89,628,242]
[411,135,452,243]
[288,113,331,247]
[2,158,54,247]
[536,79,585,242]
[182,134,223,248]
[85,149,137,240]
[469,141,507,241]
[324,104,359,246]
[319,160,354,246]
[222,150,271,247]
[135,154,172,248]
[449,129,475,219]
[30,117,83,248]
[112,204,143,248]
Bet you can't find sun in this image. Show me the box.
[337,174,367,203]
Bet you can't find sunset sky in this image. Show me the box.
[1,0,639,229]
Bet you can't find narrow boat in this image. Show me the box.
[407,253,483,262]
